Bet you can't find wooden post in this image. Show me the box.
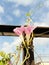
[23,32,35,65]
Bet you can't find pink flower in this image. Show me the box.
[25,26,36,34]
[24,25,37,35]
[13,25,37,36]
[24,26,32,34]
[13,26,24,35]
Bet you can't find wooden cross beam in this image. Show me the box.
[0,25,49,37]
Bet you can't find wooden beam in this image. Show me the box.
[33,27,49,37]
[0,25,20,36]
[0,25,49,37]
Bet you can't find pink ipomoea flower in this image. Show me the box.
[13,25,37,36]
[24,25,34,34]
[13,26,25,35]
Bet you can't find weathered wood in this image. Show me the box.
[23,46,35,65]
[33,27,49,37]
[0,25,49,37]
[0,25,20,36]
[23,32,35,65]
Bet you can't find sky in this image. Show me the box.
[0,0,49,63]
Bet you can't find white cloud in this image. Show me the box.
[2,42,13,53]
[34,12,49,27]
[13,9,21,17]
[44,0,49,7]
[34,20,49,27]
[12,37,22,46]
[0,5,4,13]
[5,0,34,6]
[34,38,49,45]
[34,22,49,27]
[1,37,22,53]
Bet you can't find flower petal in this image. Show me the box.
[24,25,37,35]
[20,26,25,32]
[13,28,22,35]
[13,26,25,36]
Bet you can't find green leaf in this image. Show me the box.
[0,61,5,65]
[0,51,5,57]
[26,13,31,16]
